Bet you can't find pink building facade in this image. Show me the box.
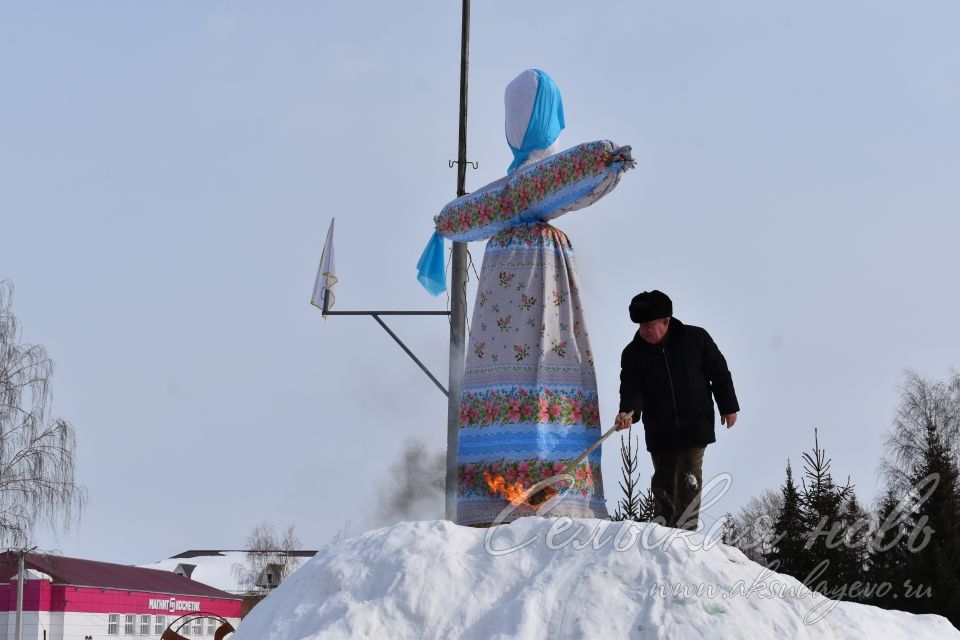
[0,553,241,640]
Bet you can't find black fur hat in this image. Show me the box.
[629,290,672,323]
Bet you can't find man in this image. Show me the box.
[614,290,739,531]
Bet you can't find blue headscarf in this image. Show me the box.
[417,69,566,296]
[506,69,565,173]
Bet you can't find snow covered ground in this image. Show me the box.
[232,517,958,640]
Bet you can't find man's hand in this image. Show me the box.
[614,410,635,431]
[721,412,738,429]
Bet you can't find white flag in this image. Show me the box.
[310,218,338,317]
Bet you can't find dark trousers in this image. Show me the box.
[650,447,705,531]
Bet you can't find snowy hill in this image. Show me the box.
[232,517,958,640]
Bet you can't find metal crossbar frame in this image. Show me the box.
[322,294,451,397]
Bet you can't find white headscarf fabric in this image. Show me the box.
[504,69,564,172]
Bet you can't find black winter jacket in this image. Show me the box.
[618,317,739,453]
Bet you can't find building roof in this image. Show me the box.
[141,550,317,595]
[171,549,317,559]
[0,552,239,600]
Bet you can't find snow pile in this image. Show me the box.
[232,518,958,640]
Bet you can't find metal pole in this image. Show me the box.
[372,315,449,397]
[322,310,450,316]
[15,549,24,640]
[446,0,470,521]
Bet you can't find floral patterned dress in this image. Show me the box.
[456,222,609,526]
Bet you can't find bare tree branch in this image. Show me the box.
[0,280,86,547]
[730,487,783,564]
[880,369,960,498]
[231,522,303,594]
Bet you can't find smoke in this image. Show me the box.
[376,438,445,524]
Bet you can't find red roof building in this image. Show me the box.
[0,552,242,640]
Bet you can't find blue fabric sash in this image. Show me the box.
[416,230,446,296]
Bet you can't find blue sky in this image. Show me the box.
[3,1,959,563]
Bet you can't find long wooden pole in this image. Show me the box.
[445,0,470,521]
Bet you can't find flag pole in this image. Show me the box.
[313,219,453,399]
[445,0,471,522]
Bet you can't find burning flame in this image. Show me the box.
[483,470,525,502]
[483,470,559,507]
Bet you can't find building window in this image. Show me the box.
[193,617,203,635]
[138,614,149,635]
[124,614,135,635]
[257,563,284,589]
[154,615,166,635]
[108,614,119,635]
[207,617,217,635]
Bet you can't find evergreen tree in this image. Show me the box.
[876,369,960,621]
[613,431,642,521]
[797,429,852,596]
[767,461,809,579]
[612,429,657,524]
[866,489,911,610]
[903,422,960,625]
[837,493,871,602]
[637,488,657,522]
